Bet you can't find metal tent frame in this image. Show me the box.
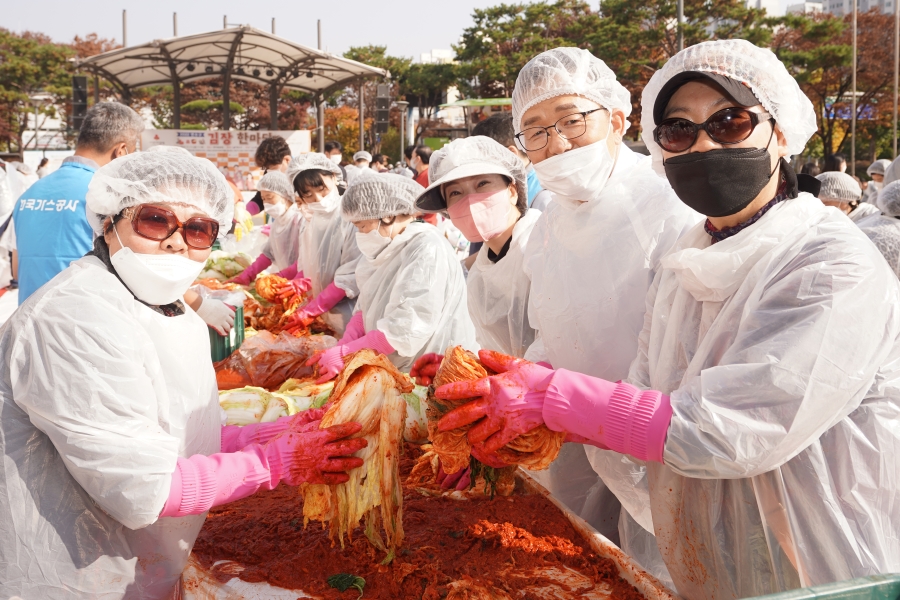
[76,26,388,131]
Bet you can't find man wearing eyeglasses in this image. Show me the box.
[510,47,699,584]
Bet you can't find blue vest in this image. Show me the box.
[526,168,543,208]
[13,160,96,303]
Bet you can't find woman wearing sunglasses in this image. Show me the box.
[433,40,900,597]
[279,153,362,336]
[0,147,367,598]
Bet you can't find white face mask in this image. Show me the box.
[330,153,343,165]
[355,223,394,260]
[299,188,340,221]
[532,126,617,204]
[264,201,287,220]
[871,180,883,191]
[110,228,205,305]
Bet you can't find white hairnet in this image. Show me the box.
[416,136,527,212]
[256,170,295,202]
[341,172,422,221]
[353,151,372,162]
[286,152,341,185]
[511,47,633,135]
[878,180,900,216]
[867,158,891,177]
[86,146,234,236]
[641,39,817,176]
[883,158,900,187]
[816,171,862,203]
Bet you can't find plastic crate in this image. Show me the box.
[749,575,900,600]
[208,305,244,362]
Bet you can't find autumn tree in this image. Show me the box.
[772,10,895,164]
[0,29,73,151]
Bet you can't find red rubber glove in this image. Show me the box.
[435,350,551,453]
[276,264,301,280]
[229,254,272,285]
[410,353,443,386]
[267,421,367,486]
[276,277,312,304]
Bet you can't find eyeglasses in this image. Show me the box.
[653,107,774,153]
[514,107,607,152]
[127,204,219,249]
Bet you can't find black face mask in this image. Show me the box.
[663,132,782,218]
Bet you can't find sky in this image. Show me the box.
[5,0,795,62]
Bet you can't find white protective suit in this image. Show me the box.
[0,255,220,599]
[262,204,303,272]
[847,202,900,277]
[627,194,900,597]
[296,202,361,336]
[355,222,477,372]
[523,143,698,567]
[467,208,541,358]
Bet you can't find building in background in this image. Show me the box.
[787,1,824,13]
[746,0,783,14]
[824,0,896,13]
[419,49,454,65]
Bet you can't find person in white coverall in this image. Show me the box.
[280,153,362,337]
[816,170,900,277]
[479,47,700,571]
[0,146,366,599]
[308,172,477,380]
[434,39,900,599]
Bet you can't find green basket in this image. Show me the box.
[749,576,900,600]
[209,305,244,362]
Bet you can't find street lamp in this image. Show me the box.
[397,101,409,166]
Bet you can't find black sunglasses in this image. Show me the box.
[653,107,774,153]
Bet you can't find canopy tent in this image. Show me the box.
[76,26,388,131]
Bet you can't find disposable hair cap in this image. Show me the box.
[512,47,632,135]
[641,39,817,176]
[86,145,233,237]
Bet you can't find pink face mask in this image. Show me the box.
[447,190,513,242]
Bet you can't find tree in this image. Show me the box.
[772,10,895,164]
[343,45,410,151]
[0,29,73,151]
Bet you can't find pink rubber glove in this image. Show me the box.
[436,350,549,452]
[276,264,301,280]
[437,463,471,491]
[543,370,671,463]
[229,254,272,285]
[246,201,261,216]
[410,353,443,386]
[306,329,395,383]
[160,420,366,517]
[339,311,365,344]
[275,276,312,303]
[220,408,326,452]
[288,282,347,328]
[436,351,672,463]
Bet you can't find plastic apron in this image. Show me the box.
[522,145,699,563]
[0,256,220,599]
[296,204,362,336]
[261,204,303,273]
[848,202,900,277]
[467,208,540,358]
[627,195,900,598]
[355,222,478,372]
